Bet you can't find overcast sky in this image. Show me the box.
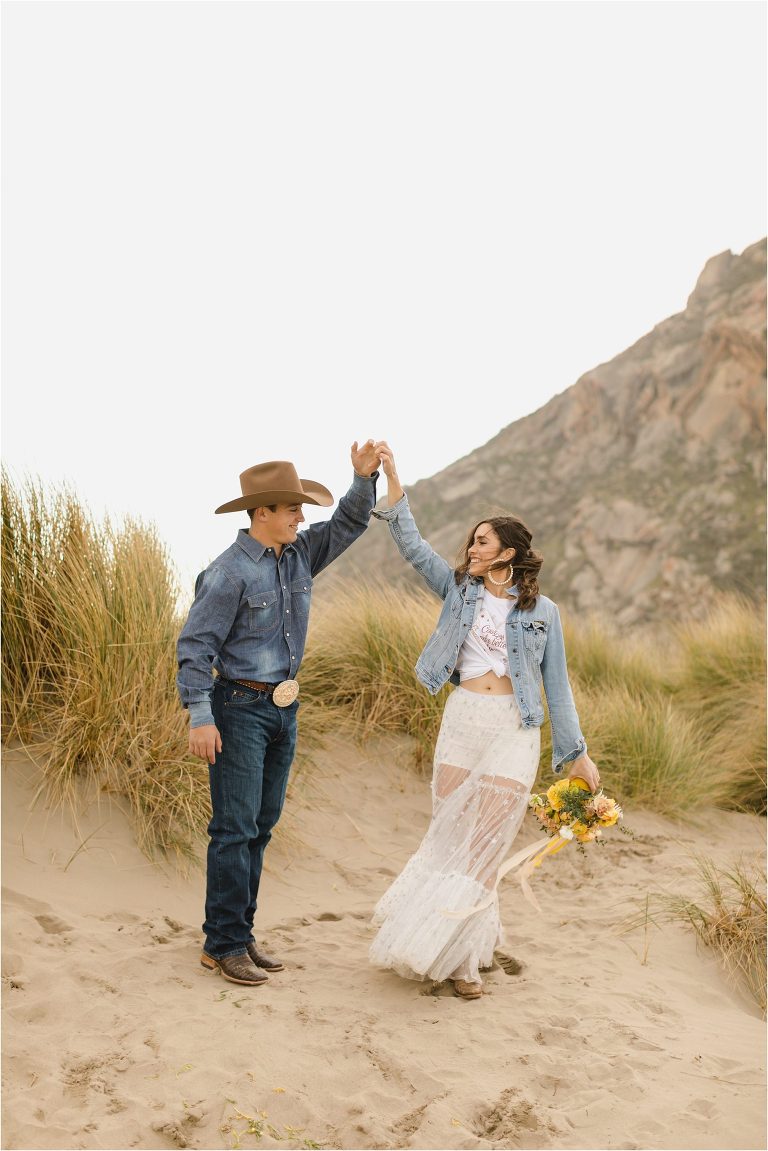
[2,0,765,590]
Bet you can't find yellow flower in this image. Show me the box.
[567,777,592,793]
[546,779,576,809]
[546,784,564,809]
[598,811,619,827]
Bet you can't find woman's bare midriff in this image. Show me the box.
[459,671,515,695]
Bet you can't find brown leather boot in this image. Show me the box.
[452,979,483,999]
[200,951,268,985]
[246,942,284,972]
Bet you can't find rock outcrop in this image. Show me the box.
[330,239,766,627]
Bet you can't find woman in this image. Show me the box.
[368,445,599,999]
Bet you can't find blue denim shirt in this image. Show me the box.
[177,472,378,727]
[372,495,587,774]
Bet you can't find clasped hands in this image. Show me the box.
[352,439,389,478]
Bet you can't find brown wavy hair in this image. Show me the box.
[454,515,543,612]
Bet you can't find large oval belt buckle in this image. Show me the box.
[272,679,299,707]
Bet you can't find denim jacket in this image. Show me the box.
[177,472,378,727]
[372,495,587,774]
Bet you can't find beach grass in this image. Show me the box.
[623,854,767,1015]
[2,472,765,859]
[1,471,210,860]
[669,597,767,814]
[298,583,450,769]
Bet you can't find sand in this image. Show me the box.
[2,735,766,1151]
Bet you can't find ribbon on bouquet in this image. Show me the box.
[440,826,575,920]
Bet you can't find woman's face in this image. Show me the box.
[467,522,513,577]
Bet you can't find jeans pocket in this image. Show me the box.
[225,686,262,707]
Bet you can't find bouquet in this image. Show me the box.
[528,777,625,849]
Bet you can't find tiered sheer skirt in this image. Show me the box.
[369,688,540,984]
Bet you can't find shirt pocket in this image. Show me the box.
[289,576,312,620]
[521,619,548,656]
[247,591,280,635]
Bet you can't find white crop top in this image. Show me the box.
[455,589,512,682]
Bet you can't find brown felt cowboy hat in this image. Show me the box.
[214,461,334,514]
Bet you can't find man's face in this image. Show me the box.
[259,503,306,549]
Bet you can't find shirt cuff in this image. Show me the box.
[188,701,215,728]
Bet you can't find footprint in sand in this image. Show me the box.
[470,1086,558,1142]
[131,916,199,946]
[275,915,313,930]
[60,1051,131,1100]
[103,911,142,926]
[685,1098,719,1120]
[493,951,524,976]
[534,1024,588,1050]
[391,1095,448,1142]
[151,1102,206,1149]
[34,913,73,935]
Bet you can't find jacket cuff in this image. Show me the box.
[551,741,587,775]
[372,494,408,520]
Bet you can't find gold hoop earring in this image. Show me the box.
[487,564,513,586]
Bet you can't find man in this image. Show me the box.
[177,440,382,986]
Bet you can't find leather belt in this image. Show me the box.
[230,678,300,707]
[233,679,277,693]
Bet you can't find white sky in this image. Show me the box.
[2,0,766,591]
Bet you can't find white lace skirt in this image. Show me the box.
[369,688,540,984]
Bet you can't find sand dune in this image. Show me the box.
[2,737,765,1151]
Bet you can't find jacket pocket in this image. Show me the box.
[521,619,548,656]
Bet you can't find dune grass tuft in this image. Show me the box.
[624,854,767,1015]
[561,613,671,698]
[546,685,716,814]
[1,471,210,860]
[300,583,450,770]
[670,597,767,813]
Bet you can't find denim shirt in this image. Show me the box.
[372,495,587,774]
[177,472,378,727]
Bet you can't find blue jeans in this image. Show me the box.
[203,679,299,959]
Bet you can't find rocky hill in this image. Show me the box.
[329,239,766,628]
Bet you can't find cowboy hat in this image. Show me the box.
[215,461,334,514]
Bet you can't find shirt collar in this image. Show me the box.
[234,527,295,563]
